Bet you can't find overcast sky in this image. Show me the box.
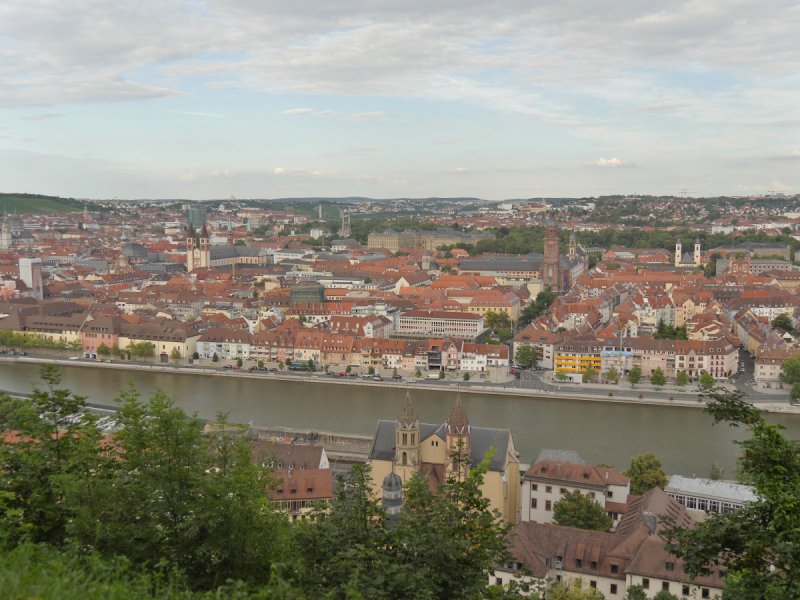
[1,0,799,200]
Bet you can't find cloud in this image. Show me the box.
[591,158,636,168]
[180,172,195,181]
[341,111,385,122]
[767,150,800,160]
[320,146,381,158]
[211,170,233,177]
[314,110,333,116]
[18,113,63,121]
[274,167,285,174]
[772,180,792,192]
[282,108,314,115]
[168,110,226,118]
[451,167,470,173]
[616,103,690,115]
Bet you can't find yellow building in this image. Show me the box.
[368,392,521,525]
[554,338,603,374]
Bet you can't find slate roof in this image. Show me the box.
[534,449,585,465]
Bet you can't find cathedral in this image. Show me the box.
[369,391,521,524]
[186,221,268,272]
[0,212,35,249]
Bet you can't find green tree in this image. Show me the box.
[699,372,715,389]
[555,371,569,382]
[439,369,445,379]
[791,382,800,405]
[497,328,513,343]
[552,490,613,532]
[414,369,422,378]
[285,357,292,367]
[169,347,181,362]
[212,352,219,363]
[307,358,314,371]
[110,343,121,358]
[96,343,110,357]
[663,388,800,599]
[771,312,794,333]
[582,367,596,383]
[622,586,648,600]
[485,311,501,330]
[192,351,199,360]
[515,345,538,368]
[548,576,607,600]
[363,276,372,284]
[649,367,666,388]
[463,372,470,381]
[780,354,800,387]
[605,366,619,383]
[236,357,243,368]
[675,371,688,387]
[624,452,668,495]
[709,463,724,480]
[368,366,375,375]
[0,393,35,431]
[258,360,264,369]
[627,366,642,385]
[298,314,307,323]
[393,367,398,377]
[345,365,352,374]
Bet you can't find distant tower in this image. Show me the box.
[246,218,254,246]
[395,391,420,482]
[186,223,197,271]
[542,212,562,291]
[227,219,234,247]
[339,207,351,237]
[674,237,682,267]
[445,392,471,479]
[199,224,210,269]
[422,251,432,271]
[568,232,577,260]
[694,236,701,266]
[381,470,403,527]
[83,205,88,220]
[318,205,323,220]
[19,252,43,301]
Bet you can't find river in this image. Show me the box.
[2,362,797,478]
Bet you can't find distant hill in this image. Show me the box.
[0,193,88,214]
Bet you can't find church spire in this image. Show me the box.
[446,391,470,436]
[200,223,209,238]
[397,390,418,429]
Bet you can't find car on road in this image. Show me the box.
[405,378,417,383]
[104,359,112,363]
[69,356,80,360]
[348,372,357,377]
[392,375,402,380]
[373,376,381,381]
[325,371,335,377]
[339,372,347,377]
[224,365,232,369]
[95,358,103,363]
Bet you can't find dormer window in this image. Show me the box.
[541,466,547,474]
[583,471,590,480]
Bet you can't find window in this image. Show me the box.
[590,561,597,570]
[702,589,709,599]
[575,559,582,568]
[666,562,674,571]
[546,486,552,493]
[531,498,537,509]
[607,491,613,498]
[610,584,618,595]
[545,500,551,511]
[663,582,670,591]
[495,578,502,586]
[589,492,595,499]
[290,489,296,495]
[590,581,596,589]
[720,569,727,578]
[531,484,538,491]
[560,487,567,494]
[683,585,690,596]
[610,565,618,575]
[402,452,407,465]
[642,579,650,590]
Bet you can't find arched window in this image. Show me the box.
[402,452,408,466]
[402,433,408,445]
[411,433,415,445]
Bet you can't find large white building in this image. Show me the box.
[665,475,758,513]
[396,310,486,340]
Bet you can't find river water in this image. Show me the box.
[2,362,797,478]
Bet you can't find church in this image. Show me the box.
[0,213,35,249]
[186,222,269,272]
[674,236,704,268]
[369,392,521,524]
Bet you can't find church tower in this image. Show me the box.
[568,232,577,260]
[246,218,254,246]
[199,224,210,269]
[186,224,196,271]
[395,391,420,482]
[542,212,562,291]
[445,392,471,479]
[227,219,234,247]
[694,236,702,266]
[675,237,682,267]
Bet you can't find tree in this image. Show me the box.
[345,365,351,374]
[699,372,715,390]
[649,367,666,388]
[96,343,110,357]
[515,345,538,368]
[605,366,619,383]
[212,353,219,363]
[169,347,181,362]
[780,354,800,388]
[363,276,372,284]
[0,393,35,431]
[771,313,794,333]
[110,344,121,358]
[582,367,596,383]
[368,366,375,375]
[298,314,308,323]
[792,382,800,405]
[285,357,292,367]
[324,364,329,373]
[414,369,422,378]
[438,370,445,379]
[627,366,642,385]
[234,357,242,368]
[392,367,398,377]
[555,371,569,382]
[306,358,314,371]
[485,311,501,330]
[624,452,667,495]
[622,586,648,600]
[675,370,688,387]
[278,362,284,370]
[497,329,513,343]
[663,388,800,599]
[258,360,264,369]
[709,463,724,480]
[548,576,607,600]
[463,372,470,381]
[552,490,613,532]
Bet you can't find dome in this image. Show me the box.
[546,216,558,227]
[382,471,402,492]
[121,242,148,259]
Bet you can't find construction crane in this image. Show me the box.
[680,189,697,199]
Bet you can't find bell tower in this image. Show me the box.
[542,212,562,291]
[199,224,210,269]
[675,237,682,267]
[445,391,471,479]
[694,236,701,266]
[227,219,234,247]
[246,218,254,246]
[395,391,420,482]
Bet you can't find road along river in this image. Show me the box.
[1,361,797,478]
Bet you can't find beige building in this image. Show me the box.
[368,392,521,525]
[367,226,492,252]
[754,348,800,384]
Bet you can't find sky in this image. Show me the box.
[1,0,799,200]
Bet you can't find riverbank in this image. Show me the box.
[5,355,799,414]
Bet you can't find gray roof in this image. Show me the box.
[369,419,510,472]
[711,242,789,252]
[679,252,696,265]
[665,475,758,504]
[461,254,544,272]
[121,242,148,258]
[534,449,585,465]
[209,246,264,260]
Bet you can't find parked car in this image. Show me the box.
[339,372,347,377]
[21,351,27,356]
[325,371,335,377]
[104,359,112,363]
[392,375,402,380]
[68,356,80,361]
[224,365,232,369]
[348,373,357,377]
[373,376,381,381]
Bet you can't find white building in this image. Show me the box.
[665,475,758,513]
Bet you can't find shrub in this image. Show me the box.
[608,392,613,397]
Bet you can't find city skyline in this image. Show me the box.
[1,0,799,199]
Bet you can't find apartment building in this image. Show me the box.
[396,310,486,340]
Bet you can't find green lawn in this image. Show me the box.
[0,193,86,214]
